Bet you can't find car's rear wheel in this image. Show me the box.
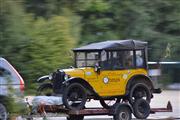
[128,83,151,104]
[100,98,121,109]
[0,103,7,120]
[63,83,87,110]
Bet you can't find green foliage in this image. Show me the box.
[26,16,77,82]
[0,76,28,116]
[0,0,32,81]
[80,0,110,12]
[0,0,81,92]
[0,96,28,116]
[22,0,180,61]
[110,0,180,61]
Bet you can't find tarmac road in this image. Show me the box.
[24,90,180,120]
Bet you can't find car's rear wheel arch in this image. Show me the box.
[126,75,154,95]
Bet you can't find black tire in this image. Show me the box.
[37,83,53,96]
[113,105,132,120]
[0,103,7,120]
[67,115,84,120]
[128,83,151,104]
[100,98,121,109]
[133,99,150,119]
[63,83,87,110]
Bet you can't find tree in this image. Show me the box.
[110,0,180,61]
[23,0,180,61]
[0,0,31,76]
[25,16,79,82]
[0,0,81,91]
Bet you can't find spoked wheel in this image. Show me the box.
[129,83,151,104]
[67,115,84,120]
[37,83,53,96]
[133,99,150,119]
[100,98,121,109]
[113,104,132,120]
[63,83,87,110]
[0,103,7,120]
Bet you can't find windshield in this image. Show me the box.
[75,52,99,67]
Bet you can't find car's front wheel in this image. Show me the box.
[0,103,7,120]
[63,83,87,110]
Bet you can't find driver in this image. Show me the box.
[136,55,143,67]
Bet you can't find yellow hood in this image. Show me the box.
[63,68,85,78]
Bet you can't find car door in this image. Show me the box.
[98,51,134,96]
[0,58,24,96]
[97,51,121,96]
[98,70,123,96]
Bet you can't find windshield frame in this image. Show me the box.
[74,51,101,68]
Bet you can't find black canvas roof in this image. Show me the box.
[73,40,147,51]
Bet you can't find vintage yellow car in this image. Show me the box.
[50,40,161,110]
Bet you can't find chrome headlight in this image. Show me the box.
[64,74,70,81]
